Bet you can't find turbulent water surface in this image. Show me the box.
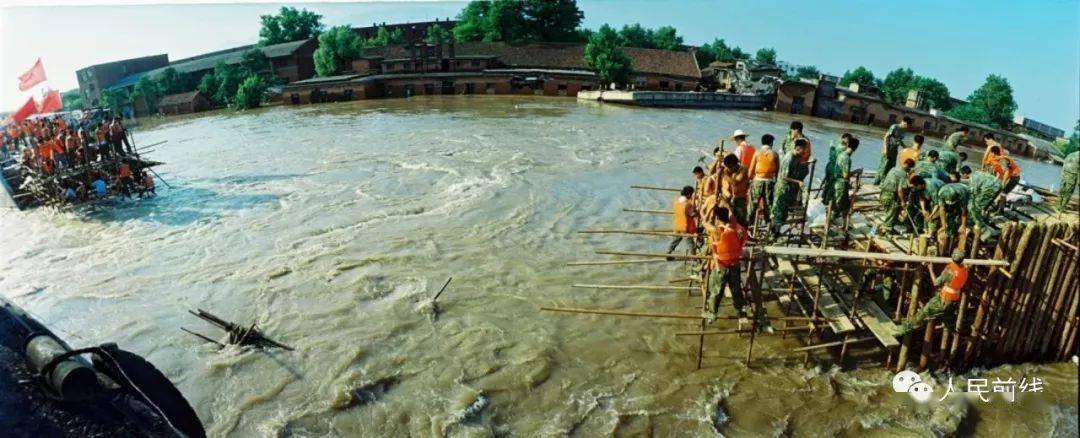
[1,96,1076,437]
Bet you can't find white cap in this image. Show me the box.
[732,129,748,138]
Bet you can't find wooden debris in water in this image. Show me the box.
[183,308,294,351]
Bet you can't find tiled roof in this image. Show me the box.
[108,39,313,90]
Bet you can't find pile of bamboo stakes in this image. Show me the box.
[893,219,1080,372]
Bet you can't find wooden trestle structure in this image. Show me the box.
[544,149,1079,373]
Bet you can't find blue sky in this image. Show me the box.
[2,0,1077,130]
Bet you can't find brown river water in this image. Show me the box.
[1,96,1075,437]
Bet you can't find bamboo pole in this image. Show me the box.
[676,329,752,336]
[594,250,709,260]
[630,185,680,192]
[566,259,669,266]
[571,284,695,291]
[623,208,673,215]
[897,236,928,371]
[541,306,704,319]
[579,229,696,238]
[793,336,875,352]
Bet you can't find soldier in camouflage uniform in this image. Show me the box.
[1060,151,1079,212]
[747,134,779,228]
[770,140,810,235]
[931,180,971,237]
[914,150,950,182]
[943,126,968,153]
[938,150,966,175]
[961,165,1003,231]
[877,158,915,234]
[916,176,945,235]
[780,121,806,155]
[823,135,859,218]
[874,116,912,185]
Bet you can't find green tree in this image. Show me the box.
[524,0,584,42]
[618,23,653,48]
[794,65,820,80]
[650,26,682,50]
[946,103,992,126]
[259,6,324,45]
[1062,120,1080,155]
[731,47,749,60]
[584,24,633,88]
[963,74,1017,128]
[100,88,129,115]
[198,73,221,104]
[754,47,777,65]
[452,0,492,41]
[911,76,952,110]
[485,0,530,42]
[366,26,405,47]
[211,62,244,105]
[234,74,267,110]
[839,66,877,87]
[425,24,454,44]
[154,67,188,94]
[61,89,84,111]
[880,67,916,104]
[314,26,362,77]
[240,49,272,77]
[696,38,737,65]
[133,75,163,111]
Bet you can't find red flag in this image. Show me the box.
[12,97,38,123]
[18,58,47,91]
[38,90,62,113]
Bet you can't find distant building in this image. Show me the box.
[353,19,456,43]
[282,41,701,104]
[699,60,782,93]
[76,54,169,107]
[157,91,211,116]
[776,79,1039,157]
[1013,116,1065,140]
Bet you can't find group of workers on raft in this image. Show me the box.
[666,118,1080,333]
[1,113,156,203]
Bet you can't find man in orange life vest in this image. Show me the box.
[703,206,749,323]
[898,250,969,336]
[667,186,699,256]
[732,129,755,169]
[719,153,750,225]
[746,134,779,228]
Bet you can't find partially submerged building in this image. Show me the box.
[157,91,212,116]
[776,77,1038,156]
[282,41,701,104]
[76,54,170,109]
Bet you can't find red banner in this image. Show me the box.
[38,90,62,113]
[18,58,47,91]
[12,97,38,123]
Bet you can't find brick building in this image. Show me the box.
[283,41,701,104]
[76,54,169,107]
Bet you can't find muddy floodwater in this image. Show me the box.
[1,96,1076,436]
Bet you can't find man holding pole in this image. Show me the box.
[720,153,750,225]
[667,186,699,256]
[898,250,969,336]
[703,206,748,323]
[874,116,912,185]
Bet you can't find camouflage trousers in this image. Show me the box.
[899,295,954,336]
[873,147,898,185]
[771,182,799,229]
[748,179,774,228]
[970,191,997,230]
[1059,171,1077,211]
[732,196,748,227]
[707,263,745,315]
[880,193,901,230]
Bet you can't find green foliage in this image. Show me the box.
[650,26,682,50]
[963,74,1017,128]
[240,49,272,77]
[133,75,163,111]
[839,66,878,88]
[1068,120,1080,155]
[210,62,244,105]
[524,0,584,42]
[695,38,746,66]
[794,65,820,80]
[314,26,363,77]
[61,89,84,111]
[100,88,129,115]
[583,24,633,88]
[912,76,952,111]
[615,24,683,50]
[366,26,405,47]
[452,0,584,43]
[754,48,777,65]
[880,68,916,104]
[425,24,454,44]
[197,73,219,102]
[234,74,267,110]
[156,67,188,94]
[946,104,992,126]
[259,6,324,45]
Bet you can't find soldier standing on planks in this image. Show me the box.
[961,165,1003,232]
[928,176,971,238]
[747,134,779,230]
[770,140,810,236]
[874,116,912,185]
[898,250,970,336]
[720,153,751,226]
[876,158,915,235]
[702,206,749,323]
[943,125,969,153]
[823,134,860,221]
[1060,151,1079,212]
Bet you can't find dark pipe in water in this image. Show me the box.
[24,335,99,401]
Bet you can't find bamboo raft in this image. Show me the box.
[547,144,1078,373]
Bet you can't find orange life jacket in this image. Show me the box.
[939,262,968,302]
[752,149,779,179]
[736,142,755,169]
[898,147,920,167]
[673,196,696,233]
[992,156,1021,179]
[118,164,132,178]
[724,167,750,199]
[711,222,747,267]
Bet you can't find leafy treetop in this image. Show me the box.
[259,6,324,45]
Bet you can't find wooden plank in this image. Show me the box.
[793,263,857,334]
[763,246,1008,267]
[824,268,902,348]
